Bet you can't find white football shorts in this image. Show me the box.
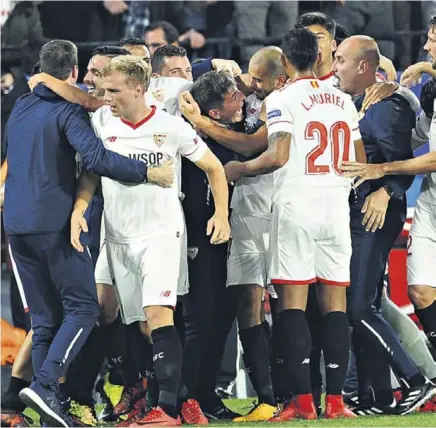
[407,199,436,288]
[227,212,271,288]
[269,189,352,287]
[95,226,187,324]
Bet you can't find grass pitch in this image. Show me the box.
[23,398,436,427]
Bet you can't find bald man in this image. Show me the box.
[179,47,287,422]
[333,35,435,415]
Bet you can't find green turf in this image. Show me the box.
[223,399,436,426]
[23,398,436,427]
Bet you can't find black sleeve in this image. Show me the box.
[61,104,147,183]
[192,58,213,80]
[372,98,415,198]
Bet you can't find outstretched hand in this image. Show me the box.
[340,161,386,188]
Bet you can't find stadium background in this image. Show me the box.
[0,0,433,399]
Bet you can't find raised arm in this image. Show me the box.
[342,152,436,186]
[62,104,174,186]
[179,91,267,156]
[400,61,436,88]
[29,73,105,112]
[224,131,291,182]
[379,55,397,82]
[383,152,436,175]
[177,118,230,244]
[361,82,420,113]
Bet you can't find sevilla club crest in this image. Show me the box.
[152,89,164,103]
[153,134,167,147]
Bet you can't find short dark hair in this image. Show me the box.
[145,21,180,44]
[190,71,235,115]
[430,14,436,29]
[119,36,147,47]
[151,45,188,73]
[296,12,336,37]
[281,28,319,73]
[39,40,78,80]
[334,22,350,46]
[31,62,41,76]
[92,45,131,58]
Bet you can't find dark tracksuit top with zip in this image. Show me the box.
[4,84,148,386]
[348,92,421,383]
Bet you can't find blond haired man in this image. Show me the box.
[71,56,230,427]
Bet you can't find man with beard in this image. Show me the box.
[179,46,288,421]
[177,71,249,421]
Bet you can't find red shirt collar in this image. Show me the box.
[121,105,156,130]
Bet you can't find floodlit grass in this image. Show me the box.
[22,398,436,427]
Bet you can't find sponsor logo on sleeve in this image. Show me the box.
[267,109,282,120]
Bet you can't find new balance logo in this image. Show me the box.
[108,136,117,142]
[153,352,165,362]
[327,363,339,369]
[160,290,171,298]
[301,358,310,364]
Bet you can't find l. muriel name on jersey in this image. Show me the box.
[301,93,345,112]
[128,152,164,166]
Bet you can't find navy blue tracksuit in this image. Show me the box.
[348,93,420,386]
[4,85,148,386]
[181,132,238,401]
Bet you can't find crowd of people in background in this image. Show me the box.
[1,1,436,428]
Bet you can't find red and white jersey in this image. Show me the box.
[319,71,338,86]
[145,77,193,196]
[145,77,193,116]
[91,105,207,243]
[266,77,361,204]
[318,70,385,87]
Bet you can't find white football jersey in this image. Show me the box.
[145,77,193,116]
[417,100,436,206]
[318,71,384,87]
[319,71,338,86]
[244,94,263,133]
[145,77,193,197]
[231,94,273,218]
[91,105,207,243]
[266,77,361,204]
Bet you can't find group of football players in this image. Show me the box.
[1,9,436,428]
